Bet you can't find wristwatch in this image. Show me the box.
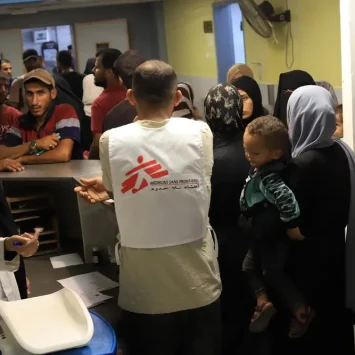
[29,140,37,153]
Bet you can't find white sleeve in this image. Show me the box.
[0,238,20,272]
[99,131,113,192]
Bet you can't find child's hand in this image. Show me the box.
[287,227,305,241]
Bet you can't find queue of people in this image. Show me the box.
[0,47,352,355]
[74,60,354,355]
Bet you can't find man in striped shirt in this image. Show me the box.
[0,69,81,164]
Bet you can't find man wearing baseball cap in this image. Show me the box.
[0,69,81,164]
[8,49,43,112]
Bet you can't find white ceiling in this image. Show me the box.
[0,0,159,15]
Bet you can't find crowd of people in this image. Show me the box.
[0,47,352,355]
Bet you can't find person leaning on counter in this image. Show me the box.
[0,69,81,168]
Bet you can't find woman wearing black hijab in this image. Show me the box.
[232,76,265,126]
[205,84,252,354]
[273,70,316,125]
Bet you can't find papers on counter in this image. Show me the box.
[57,272,119,308]
[50,253,84,269]
[76,292,113,309]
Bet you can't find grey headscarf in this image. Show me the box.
[204,84,244,137]
[287,85,336,158]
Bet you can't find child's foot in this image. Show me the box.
[288,307,315,339]
[249,302,277,333]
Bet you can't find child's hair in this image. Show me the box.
[246,115,290,152]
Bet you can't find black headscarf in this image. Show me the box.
[273,70,316,125]
[232,76,264,126]
[204,84,244,143]
[84,58,96,75]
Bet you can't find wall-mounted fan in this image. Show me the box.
[238,0,291,38]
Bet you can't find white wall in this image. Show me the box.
[0,29,23,77]
[74,19,129,73]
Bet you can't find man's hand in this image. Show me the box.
[35,134,60,151]
[0,159,24,172]
[5,230,40,257]
[74,177,110,203]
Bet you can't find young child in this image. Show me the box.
[334,104,343,138]
[240,115,314,338]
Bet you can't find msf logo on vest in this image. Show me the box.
[121,155,169,194]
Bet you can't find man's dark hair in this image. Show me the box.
[113,50,145,89]
[57,50,73,69]
[336,104,343,113]
[96,48,122,70]
[2,59,10,64]
[133,60,177,109]
[247,115,290,152]
[67,44,72,51]
[24,78,53,92]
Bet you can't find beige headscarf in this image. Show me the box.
[226,63,254,84]
[316,81,339,106]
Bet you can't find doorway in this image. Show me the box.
[213,2,246,83]
[21,25,75,75]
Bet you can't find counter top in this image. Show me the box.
[0,160,102,181]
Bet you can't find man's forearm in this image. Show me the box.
[0,143,31,160]
[18,149,71,165]
[89,133,102,160]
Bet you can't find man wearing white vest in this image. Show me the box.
[75,60,221,355]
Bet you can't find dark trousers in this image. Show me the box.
[243,240,306,313]
[80,115,93,151]
[121,299,221,355]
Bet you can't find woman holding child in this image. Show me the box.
[252,86,354,354]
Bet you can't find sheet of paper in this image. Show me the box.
[50,253,84,269]
[77,292,113,308]
[57,272,119,294]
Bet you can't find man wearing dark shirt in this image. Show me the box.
[90,48,126,159]
[103,50,145,133]
[57,50,84,100]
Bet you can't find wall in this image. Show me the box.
[164,0,218,114]
[243,0,342,87]
[0,2,167,62]
[164,0,342,111]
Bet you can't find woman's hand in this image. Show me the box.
[0,159,24,172]
[74,177,110,203]
[5,231,40,257]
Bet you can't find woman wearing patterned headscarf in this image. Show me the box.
[172,82,199,119]
[205,84,252,354]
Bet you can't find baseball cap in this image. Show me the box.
[114,50,145,88]
[23,49,39,62]
[23,69,55,87]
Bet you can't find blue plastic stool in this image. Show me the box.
[53,311,117,355]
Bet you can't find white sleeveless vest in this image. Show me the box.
[108,117,209,248]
